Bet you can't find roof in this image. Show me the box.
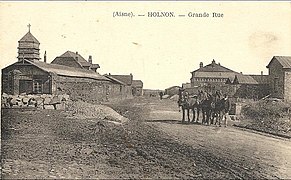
[103,75,127,85]
[132,80,143,87]
[165,86,180,90]
[182,83,191,89]
[192,60,238,73]
[266,56,291,69]
[91,64,100,69]
[57,51,91,67]
[15,59,109,81]
[233,74,258,85]
[19,31,40,44]
[249,75,269,84]
[109,75,133,86]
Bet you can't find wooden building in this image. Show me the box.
[1,27,134,103]
[266,56,291,102]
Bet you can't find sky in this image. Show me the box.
[0,2,290,89]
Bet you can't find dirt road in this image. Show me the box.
[146,98,291,179]
[2,97,291,179]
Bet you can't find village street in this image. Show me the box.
[2,97,291,179]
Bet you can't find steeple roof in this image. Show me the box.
[19,31,40,44]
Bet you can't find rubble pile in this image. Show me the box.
[65,100,128,123]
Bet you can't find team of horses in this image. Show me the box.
[178,90,230,126]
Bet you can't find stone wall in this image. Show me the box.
[284,71,291,102]
[1,93,69,110]
[268,60,285,99]
[51,75,132,103]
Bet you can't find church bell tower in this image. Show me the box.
[17,24,40,61]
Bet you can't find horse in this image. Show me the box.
[178,91,191,123]
[200,94,213,125]
[209,91,222,125]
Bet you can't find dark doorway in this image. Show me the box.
[19,80,33,94]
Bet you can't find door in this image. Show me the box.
[19,80,33,94]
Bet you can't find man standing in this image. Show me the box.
[220,94,231,127]
[159,91,163,100]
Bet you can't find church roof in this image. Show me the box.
[19,31,40,44]
[266,56,291,69]
[192,60,237,73]
[21,59,109,81]
[32,60,107,80]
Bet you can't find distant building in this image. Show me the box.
[106,74,134,98]
[165,86,180,96]
[226,74,270,99]
[190,59,239,92]
[132,80,143,96]
[182,83,191,89]
[51,51,100,72]
[266,56,291,102]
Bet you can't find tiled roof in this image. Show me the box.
[59,51,91,67]
[24,60,109,81]
[109,75,133,86]
[192,60,237,73]
[249,75,269,84]
[132,80,143,87]
[103,75,127,85]
[19,32,40,44]
[233,74,258,85]
[266,56,291,69]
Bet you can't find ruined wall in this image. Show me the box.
[51,75,132,103]
[284,71,291,102]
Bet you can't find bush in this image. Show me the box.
[242,101,290,121]
[241,101,291,133]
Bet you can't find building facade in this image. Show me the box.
[132,80,143,96]
[266,56,291,102]
[190,60,239,92]
[2,27,134,103]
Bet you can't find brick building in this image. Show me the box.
[190,59,240,92]
[266,56,291,102]
[132,80,143,96]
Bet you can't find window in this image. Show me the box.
[33,80,43,94]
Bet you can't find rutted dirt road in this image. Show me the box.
[2,97,291,179]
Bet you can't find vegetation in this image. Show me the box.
[241,100,291,134]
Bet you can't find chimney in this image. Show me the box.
[88,55,92,64]
[212,59,216,64]
[44,51,47,63]
[261,71,263,75]
[76,51,78,55]
[109,73,111,75]
[199,62,203,68]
